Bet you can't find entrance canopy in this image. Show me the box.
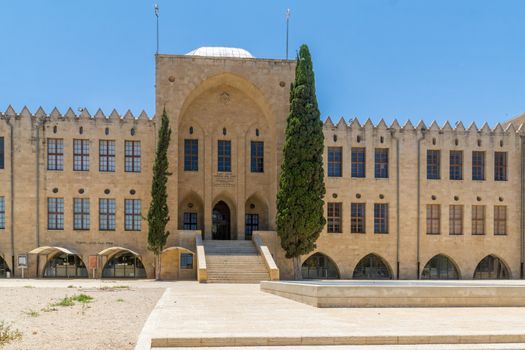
[29,246,78,256]
[98,247,140,257]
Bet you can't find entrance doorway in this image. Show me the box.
[212,201,231,240]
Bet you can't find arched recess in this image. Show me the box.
[301,252,340,279]
[421,254,460,280]
[99,247,146,279]
[178,191,204,232]
[29,246,86,278]
[160,247,196,280]
[178,72,276,130]
[0,256,10,278]
[353,253,392,280]
[244,192,269,240]
[43,253,88,278]
[473,255,511,279]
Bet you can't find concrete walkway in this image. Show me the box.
[136,282,525,349]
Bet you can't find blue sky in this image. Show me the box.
[0,1,523,126]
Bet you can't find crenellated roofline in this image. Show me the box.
[322,116,525,135]
[0,105,154,123]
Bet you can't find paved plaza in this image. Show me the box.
[137,282,525,349]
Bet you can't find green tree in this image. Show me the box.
[276,44,326,280]
[147,109,172,280]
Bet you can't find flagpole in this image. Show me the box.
[286,9,291,59]
[155,2,159,55]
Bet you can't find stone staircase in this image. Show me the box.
[203,240,271,283]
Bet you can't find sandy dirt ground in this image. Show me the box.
[0,284,164,350]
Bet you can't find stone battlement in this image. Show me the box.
[0,105,153,123]
[323,116,523,135]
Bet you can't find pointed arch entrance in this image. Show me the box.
[212,201,231,240]
[0,256,9,278]
[474,255,510,279]
[301,253,340,279]
[353,254,392,280]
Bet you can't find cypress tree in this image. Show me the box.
[147,109,172,280]
[276,44,326,279]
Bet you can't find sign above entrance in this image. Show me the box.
[213,173,236,187]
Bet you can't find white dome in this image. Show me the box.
[186,47,254,59]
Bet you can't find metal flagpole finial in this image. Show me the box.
[154,2,159,17]
[286,8,291,19]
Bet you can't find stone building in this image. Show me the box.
[0,47,523,281]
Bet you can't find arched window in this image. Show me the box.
[0,256,9,278]
[421,254,459,280]
[353,254,392,279]
[474,255,510,279]
[301,253,339,279]
[102,252,146,278]
[44,253,88,278]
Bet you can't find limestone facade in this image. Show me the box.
[0,48,523,280]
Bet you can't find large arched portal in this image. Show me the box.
[353,254,392,280]
[301,253,340,279]
[474,255,510,279]
[421,254,460,280]
[212,201,231,240]
[44,253,88,278]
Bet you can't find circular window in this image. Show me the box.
[476,196,482,202]
[499,197,504,202]
[78,188,85,194]
[168,76,176,83]
[130,189,136,195]
[250,203,256,209]
[279,81,286,87]
[52,188,58,193]
[431,195,436,200]
[379,194,384,199]
[332,193,337,199]
[454,196,459,201]
[104,189,110,195]
[356,193,361,199]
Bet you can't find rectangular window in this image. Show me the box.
[426,204,440,235]
[495,152,507,181]
[0,197,5,229]
[472,151,485,181]
[217,140,231,172]
[251,141,264,173]
[0,137,4,170]
[125,141,141,172]
[449,150,463,180]
[374,203,388,234]
[99,198,116,231]
[351,203,366,233]
[351,147,366,178]
[73,139,90,171]
[125,199,141,231]
[494,206,507,235]
[472,205,485,235]
[374,148,389,178]
[327,203,342,233]
[184,139,198,171]
[180,253,194,269]
[245,214,259,239]
[183,212,198,230]
[48,198,64,230]
[449,205,463,235]
[99,140,116,172]
[327,147,342,177]
[73,198,90,230]
[47,138,64,171]
[427,150,441,180]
